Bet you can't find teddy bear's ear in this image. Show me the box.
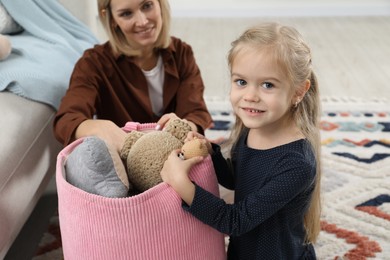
[164,119,192,143]
[120,131,144,160]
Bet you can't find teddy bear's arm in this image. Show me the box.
[120,131,145,160]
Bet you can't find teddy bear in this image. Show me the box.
[179,138,209,160]
[120,118,193,193]
[65,118,210,197]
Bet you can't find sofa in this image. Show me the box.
[0,92,62,259]
[0,0,99,258]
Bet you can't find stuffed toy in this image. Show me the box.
[120,119,193,192]
[65,119,210,197]
[65,136,131,198]
[0,34,11,61]
[179,138,209,160]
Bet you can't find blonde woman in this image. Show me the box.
[161,22,322,259]
[54,0,212,151]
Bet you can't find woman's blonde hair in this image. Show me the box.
[97,0,171,56]
[226,22,322,243]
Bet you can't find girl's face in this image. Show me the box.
[110,0,162,51]
[229,46,297,133]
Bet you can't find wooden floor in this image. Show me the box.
[171,16,390,101]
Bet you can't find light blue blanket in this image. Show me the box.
[0,0,98,110]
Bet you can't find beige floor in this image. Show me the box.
[170,15,390,205]
[63,1,390,100]
[171,16,390,101]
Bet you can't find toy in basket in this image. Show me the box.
[65,119,210,196]
[56,120,226,259]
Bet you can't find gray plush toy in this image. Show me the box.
[65,136,131,198]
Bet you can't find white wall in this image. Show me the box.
[59,0,104,40]
[58,0,390,41]
[169,0,390,17]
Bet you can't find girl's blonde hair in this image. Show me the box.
[226,22,322,243]
[97,0,171,56]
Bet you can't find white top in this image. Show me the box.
[142,55,165,116]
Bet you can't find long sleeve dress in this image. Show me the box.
[184,131,317,259]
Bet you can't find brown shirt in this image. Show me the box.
[53,37,212,145]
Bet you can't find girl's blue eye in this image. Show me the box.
[235,79,247,87]
[262,82,274,89]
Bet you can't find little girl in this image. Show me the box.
[161,22,321,259]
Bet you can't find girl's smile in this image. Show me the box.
[241,107,266,116]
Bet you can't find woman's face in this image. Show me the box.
[110,0,162,51]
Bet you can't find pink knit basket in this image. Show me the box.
[56,123,226,260]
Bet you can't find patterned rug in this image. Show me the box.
[34,97,390,260]
[311,97,390,260]
[33,212,62,260]
[205,96,390,260]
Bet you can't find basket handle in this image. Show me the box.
[122,122,158,133]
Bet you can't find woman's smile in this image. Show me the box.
[134,25,154,33]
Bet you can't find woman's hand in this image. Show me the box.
[156,113,197,132]
[75,119,127,153]
[160,150,204,205]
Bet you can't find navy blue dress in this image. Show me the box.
[183,132,317,259]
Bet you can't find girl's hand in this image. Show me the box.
[160,150,204,205]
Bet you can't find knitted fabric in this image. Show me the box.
[0,0,98,109]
